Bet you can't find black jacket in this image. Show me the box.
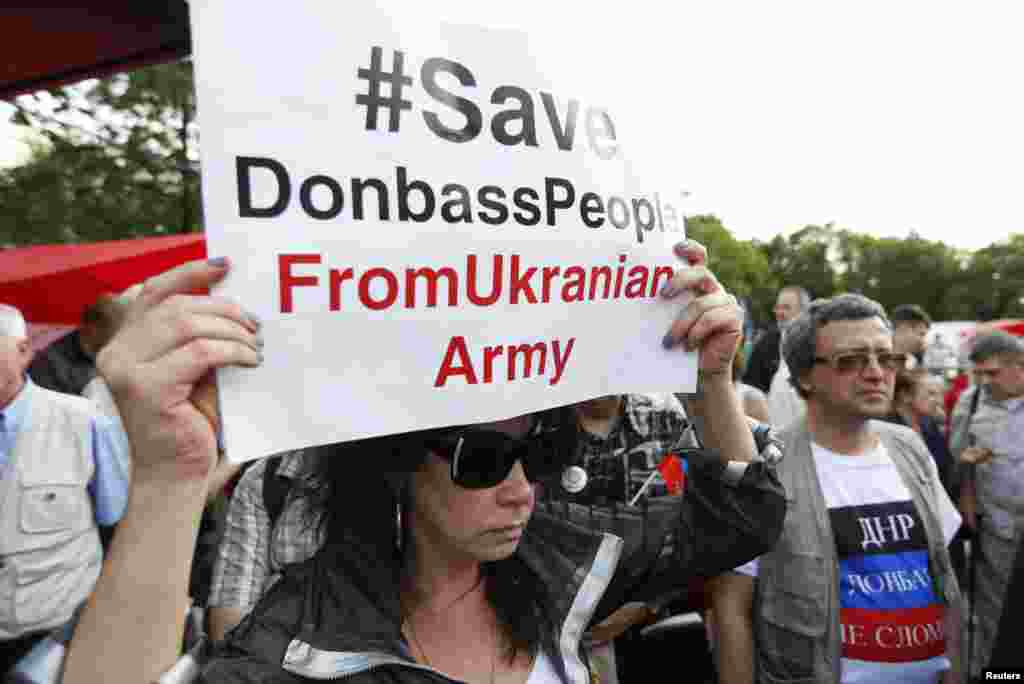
[26,330,96,396]
[199,450,786,683]
[743,328,781,394]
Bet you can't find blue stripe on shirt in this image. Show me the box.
[839,550,938,611]
[88,415,130,526]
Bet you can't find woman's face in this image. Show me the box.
[408,414,536,563]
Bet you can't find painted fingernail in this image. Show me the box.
[208,257,229,268]
[243,308,263,329]
[659,282,677,297]
[662,333,676,350]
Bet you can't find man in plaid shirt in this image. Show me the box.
[567,393,694,505]
[207,450,322,641]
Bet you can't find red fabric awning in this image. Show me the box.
[0,3,190,100]
[0,234,205,325]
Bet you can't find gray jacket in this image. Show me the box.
[755,421,962,684]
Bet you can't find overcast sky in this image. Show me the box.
[2,1,1021,250]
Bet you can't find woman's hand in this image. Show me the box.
[659,240,742,376]
[96,258,263,487]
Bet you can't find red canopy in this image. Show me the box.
[0,234,205,325]
[985,319,1024,337]
[0,3,190,100]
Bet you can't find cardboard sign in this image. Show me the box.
[190,1,697,461]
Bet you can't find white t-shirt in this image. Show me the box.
[767,360,805,429]
[737,442,961,684]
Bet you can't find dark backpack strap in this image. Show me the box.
[262,455,289,528]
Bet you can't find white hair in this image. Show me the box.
[0,304,28,339]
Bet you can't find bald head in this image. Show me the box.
[774,286,811,328]
[0,304,27,340]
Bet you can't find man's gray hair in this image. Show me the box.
[969,331,1024,364]
[782,293,891,398]
[0,304,27,339]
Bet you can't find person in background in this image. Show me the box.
[764,288,812,428]
[546,393,701,683]
[206,448,320,641]
[890,304,932,369]
[27,295,124,396]
[0,303,129,675]
[884,368,954,495]
[948,331,1024,679]
[743,285,810,395]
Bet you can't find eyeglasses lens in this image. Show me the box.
[833,352,907,373]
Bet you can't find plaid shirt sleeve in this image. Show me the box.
[208,460,272,612]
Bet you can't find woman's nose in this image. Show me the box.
[496,460,534,506]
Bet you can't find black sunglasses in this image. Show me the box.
[425,414,577,489]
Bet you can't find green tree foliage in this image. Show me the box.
[0,60,199,246]
[956,235,1024,320]
[835,230,964,319]
[753,223,1024,323]
[755,224,838,305]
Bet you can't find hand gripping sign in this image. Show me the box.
[190,1,697,461]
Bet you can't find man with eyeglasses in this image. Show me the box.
[948,330,1024,680]
[714,294,963,684]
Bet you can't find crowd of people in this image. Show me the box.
[1,245,1023,683]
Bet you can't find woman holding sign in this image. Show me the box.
[63,241,785,684]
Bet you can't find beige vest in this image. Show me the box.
[755,420,962,684]
[0,384,102,639]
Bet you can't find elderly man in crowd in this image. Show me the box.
[715,294,962,684]
[0,303,129,675]
[949,330,1024,679]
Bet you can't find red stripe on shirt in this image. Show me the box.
[840,605,946,663]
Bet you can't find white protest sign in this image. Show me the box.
[189,1,697,461]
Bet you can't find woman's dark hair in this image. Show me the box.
[289,413,569,668]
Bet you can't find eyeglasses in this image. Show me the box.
[425,417,577,489]
[813,351,909,374]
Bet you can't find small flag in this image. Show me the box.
[658,454,685,495]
